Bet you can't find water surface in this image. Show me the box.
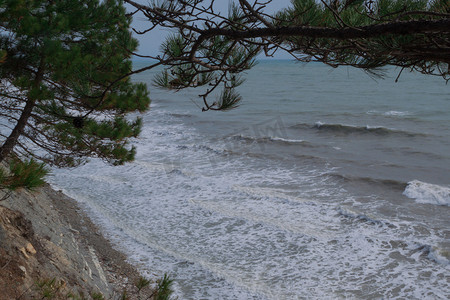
[51,60,450,299]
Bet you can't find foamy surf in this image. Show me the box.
[366,110,412,117]
[228,134,306,145]
[403,180,450,206]
[384,110,412,117]
[428,246,450,265]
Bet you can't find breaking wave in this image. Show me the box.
[366,110,413,117]
[228,134,311,146]
[291,122,424,137]
[326,173,407,190]
[403,180,450,206]
[313,122,420,136]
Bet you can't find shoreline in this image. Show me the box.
[0,183,155,298]
[45,184,147,295]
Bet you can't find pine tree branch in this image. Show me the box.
[198,18,450,40]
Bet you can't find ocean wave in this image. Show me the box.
[169,113,192,118]
[174,144,226,155]
[312,122,420,137]
[270,136,305,144]
[291,122,423,137]
[337,206,396,228]
[229,134,310,146]
[403,180,450,206]
[193,144,225,155]
[406,242,450,265]
[427,246,450,265]
[232,185,316,205]
[327,173,407,190]
[366,110,413,117]
[383,110,412,117]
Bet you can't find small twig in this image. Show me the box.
[0,189,12,201]
[395,67,405,82]
[15,282,35,300]
[1,258,11,269]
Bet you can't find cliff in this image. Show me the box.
[0,184,148,299]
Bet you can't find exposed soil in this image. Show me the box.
[0,184,157,299]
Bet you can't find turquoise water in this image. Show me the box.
[51,60,450,299]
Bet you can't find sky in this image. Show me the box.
[126,0,293,59]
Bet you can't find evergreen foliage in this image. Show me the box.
[0,0,150,166]
[7,158,48,190]
[1,0,447,164]
[274,0,450,76]
[0,158,49,191]
[125,0,449,110]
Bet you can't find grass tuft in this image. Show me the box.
[154,274,174,300]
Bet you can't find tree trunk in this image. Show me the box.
[0,98,36,163]
[0,61,44,163]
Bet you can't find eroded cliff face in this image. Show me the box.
[0,185,141,299]
[0,205,41,298]
[0,186,114,299]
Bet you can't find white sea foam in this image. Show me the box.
[314,121,324,127]
[366,110,412,117]
[49,139,450,299]
[314,121,394,134]
[365,125,384,129]
[403,180,450,206]
[428,246,450,265]
[384,110,411,117]
[269,136,304,143]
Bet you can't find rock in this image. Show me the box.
[18,265,26,276]
[19,247,29,259]
[25,243,36,255]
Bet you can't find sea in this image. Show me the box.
[49,60,450,299]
